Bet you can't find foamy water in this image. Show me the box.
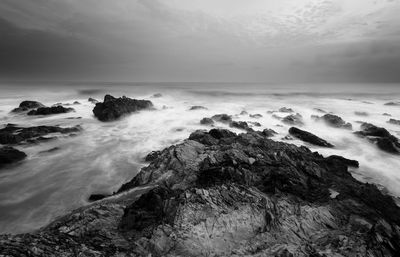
[0,82,400,234]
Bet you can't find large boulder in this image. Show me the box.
[0,146,26,168]
[27,106,74,115]
[11,101,45,113]
[355,123,400,153]
[93,95,153,121]
[315,114,352,129]
[282,113,304,126]
[289,127,334,147]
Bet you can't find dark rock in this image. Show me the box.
[261,128,277,137]
[314,108,327,113]
[383,113,392,116]
[289,127,334,147]
[88,194,110,202]
[0,124,81,145]
[145,151,161,162]
[211,114,232,124]
[93,95,153,121]
[384,101,400,106]
[248,121,261,127]
[28,106,74,116]
[189,106,207,110]
[0,146,26,168]
[316,114,352,129]
[239,110,248,115]
[11,100,45,113]
[152,93,162,98]
[73,101,80,105]
[88,97,99,104]
[200,117,214,125]
[355,123,400,153]
[279,107,294,113]
[249,114,263,118]
[325,155,359,168]
[387,119,400,125]
[354,111,368,116]
[282,113,304,126]
[229,121,253,131]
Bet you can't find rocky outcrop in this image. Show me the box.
[0,146,26,168]
[1,129,400,256]
[282,113,304,126]
[11,101,45,113]
[355,123,400,153]
[0,124,81,145]
[315,114,352,129]
[384,101,400,106]
[93,95,154,121]
[388,119,400,125]
[200,117,214,125]
[28,106,74,116]
[289,127,334,147]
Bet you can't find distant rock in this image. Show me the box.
[289,127,334,147]
[152,93,162,98]
[354,111,368,116]
[387,119,400,125]
[355,123,400,153]
[200,117,214,125]
[229,121,253,131]
[28,106,74,116]
[11,101,45,113]
[313,108,327,113]
[0,146,26,168]
[239,110,248,115]
[315,114,352,129]
[282,113,304,126]
[211,114,232,124]
[93,95,153,121]
[249,113,263,118]
[248,121,261,127]
[384,101,400,106]
[0,124,81,145]
[189,106,207,111]
[279,107,294,113]
[88,98,99,104]
[383,113,392,117]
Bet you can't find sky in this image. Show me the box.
[0,0,400,83]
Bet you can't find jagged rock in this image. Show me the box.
[282,113,304,126]
[189,106,207,110]
[229,121,253,131]
[11,101,45,113]
[211,114,232,124]
[289,127,334,147]
[2,129,400,256]
[388,119,400,125]
[200,117,214,125]
[355,111,368,116]
[93,95,153,121]
[88,97,99,104]
[0,146,26,168]
[261,128,277,137]
[279,107,294,113]
[145,151,161,162]
[249,114,263,118]
[0,124,81,145]
[355,123,400,153]
[315,114,352,129]
[384,101,400,106]
[28,106,74,116]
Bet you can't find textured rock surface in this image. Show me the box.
[93,95,153,121]
[355,122,400,153]
[11,101,45,113]
[0,146,26,168]
[1,129,400,256]
[27,106,74,116]
[315,114,352,129]
[289,127,334,147]
[282,113,304,126]
[200,117,214,125]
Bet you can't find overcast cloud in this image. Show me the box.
[1,0,400,82]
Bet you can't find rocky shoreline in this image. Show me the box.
[1,128,400,256]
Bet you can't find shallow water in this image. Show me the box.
[1,82,400,234]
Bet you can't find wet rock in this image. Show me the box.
[248,121,261,127]
[189,106,207,110]
[355,123,400,153]
[28,106,74,116]
[145,151,161,162]
[211,114,232,124]
[282,113,304,126]
[314,108,327,113]
[384,101,400,106]
[229,121,253,131]
[261,128,277,137]
[93,95,153,121]
[0,146,26,168]
[387,119,400,125]
[88,194,110,202]
[315,114,352,129]
[88,97,99,104]
[200,117,214,125]
[325,155,359,168]
[279,107,294,113]
[152,93,162,98]
[11,101,45,113]
[355,111,368,116]
[383,113,392,116]
[249,114,263,118]
[240,110,248,115]
[289,127,334,147]
[0,124,81,145]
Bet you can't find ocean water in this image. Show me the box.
[0,82,400,234]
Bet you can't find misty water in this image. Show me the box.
[1,82,400,234]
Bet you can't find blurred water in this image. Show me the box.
[0,82,400,234]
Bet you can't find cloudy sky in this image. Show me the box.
[1,0,400,83]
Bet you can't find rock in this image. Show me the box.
[88,97,99,104]
[316,114,352,129]
[289,127,334,147]
[200,117,214,125]
[383,113,392,116]
[28,106,74,116]
[229,121,253,131]
[93,95,153,121]
[249,114,263,118]
[279,107,294,113]
[325,155,359,168]
[0,146,26,168]
[2,129,400,256]
[355,123,400,153]
[282,113,304,126]
[73,101,80,105]
[248,121,261,127]
[240,110,248,115]
[211,114,232,124]
[88,194,110,202]
[152,93,162,98]
[145,151,161,162]
[355,111,368,116]
[0,124,81,145]
[189,106,207,110]
[11,101,45,113]
[261,128,277,137]
[384,101,400,106]
[387,119,400,125]
[314,108,327,113]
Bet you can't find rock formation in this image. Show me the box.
[282,113,304,126]
[0,146,26,168]
[355,123,400,154]
[11,101,45,113]
[1,129,400,256]
[314,114,352,129]
[28,106,74,116]
[289,127,334,147]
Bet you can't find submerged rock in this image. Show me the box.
[2,129,400,256]
[289,127,334,147]
[88,97,99,104]
[315,114,352,129]
[200,117,214,125]
[28,106,74,116]
[189,106,207,110]
[384,101,400,106]
[282,113,304,126]
[152,93,162,98]
[11,101,45,113]
[355,123,400,153]
[313,108,327,113]
[383,113,392,117]
[354,111,369,116]
[93,95,153,121]
[211,114,232,124]
[388,119,400,125]
[279,107,294,113]
[0,146,26,168]
[249,113,263,118]
[0,124,81,145]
